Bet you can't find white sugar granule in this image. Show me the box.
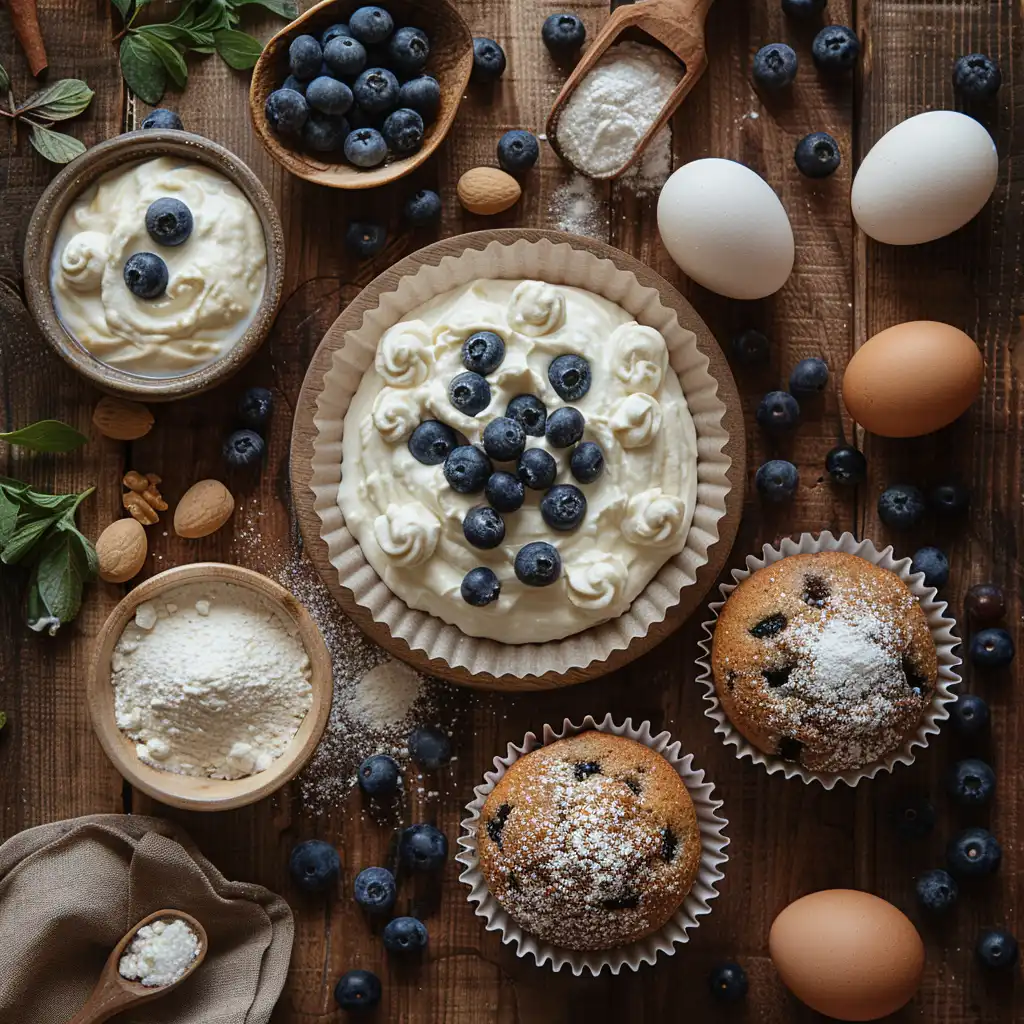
[620,128,673,195]
[119,917,200,988]
[549,174,607,237]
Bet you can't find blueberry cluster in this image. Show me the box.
[265,6,440,169]
[222,386,274,470]
[407,338,603,606]
[121,197,194,301]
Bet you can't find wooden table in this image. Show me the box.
[1,1,1020,1021]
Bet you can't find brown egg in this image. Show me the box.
[769,889,925,1021]
[842,321,983,437]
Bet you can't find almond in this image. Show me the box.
[174,479,235,539]
[92,397,154,441]
[457,167,521,215]
[96,518,148,583]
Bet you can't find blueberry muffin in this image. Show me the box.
[711,551,937,773]
[477,731,701,951]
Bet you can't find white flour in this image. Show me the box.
[119,917,200,988]
[111,582,313,779]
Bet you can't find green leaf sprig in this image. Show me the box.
[0,479,98,635]
[0,420,89,453]
[0,61,94,164]
[113,0,297,105]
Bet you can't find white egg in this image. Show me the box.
[657,158,795,300]
[851,110,998,245]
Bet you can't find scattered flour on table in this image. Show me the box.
[119,917,200,988]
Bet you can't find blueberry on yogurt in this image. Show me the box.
[461,567,501,606]
[145,198,193,246]
[517,448,556,490]
[548,354,591,401]
[448,372,491,416]
[443,446,492,493]
[123,252,168,299]
[462,505,505,549]
[461,331,505,374]
[485,471,525,512]
[514,541,561,586]
[409,420,457,465]
[506,394,547,436]
[540,484,587,530]
[482,416,526,462]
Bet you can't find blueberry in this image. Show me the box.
[383,916,428,954]
[826,445,867,486]
[965,583,1005,623]
[483,417,526,462]
[812,25,860,73]
[303,113,350,153]
[382,107,425,154]
[463,505,505,549]
[353,67,400,116]
[344,126,388,167]
[334,969,382,1012]
[788,356,830,396]
[794,132,841,178]
[223,429,265,468]
[545,407,584,448]
[570,441,604,483]
[448,372,491,416]
[497,129,540,173]
[140,108,183,130]
[506,394,547,436]
[915,869,959,915]
[930,481,970,517]
[345,221,387,258]
[517,448,556,490]
[123,252,168,300]
[322,23,352,45]
[265,88,309,136]
[354,866,396,913]
[781,0,826,16]
[462,331,505,374]
[911,546,949,589]
[443,446,492,493]
[485,471,525,513]
[731,328,770,367]
[289,839,340,892]
[461,566,501,606]
[514,541,562,586]
[970,628,1015,669]
[145,197,193,247]
[947,827,1002,878]
[708,962,748,1003]
[408,725,452,769]
[306,76,353,116]
[398,822,448,872]
[349,6,394,45]
[238,387,273,430]
[388,26,430,75]
[949,693,990,738]
[542,13,586,54]
[953,54,1001,101]
[324,35,367,79]
[947,757,996,807]
[752,42,798,90]
[409,420,457,465]
[755,459,799,502]
[877,484,926,530]
[976,929,1019,970]
[890,794,936,839]
[282,75,307,95]
[358,753,401,797]
[289,34,323,80]
[755,390,801,431]
[541,484,587,530]
[398,75,441,123]
[548,354,591,401]
[472,37,507,82]
[404,188,442,226]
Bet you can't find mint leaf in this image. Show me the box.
[193,1,234,32]
[61,516,99,580]
[111,0,134,20]
[27,123,87,165]
[120,33,168,105]
[231,0,298,17]
[139,30,190,89]
[2,515,58,566]
[0,489,17,546]
[0,419,88,452]
[17,79,95,121]
[37,528,88,624]
[213,28,263,68]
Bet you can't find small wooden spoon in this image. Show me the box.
[68,910,207,1024]
[546,0,716,180]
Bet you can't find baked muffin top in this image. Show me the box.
[477,731,700,951]
[711,551,937,773]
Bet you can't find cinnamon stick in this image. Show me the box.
[8,0,48,77]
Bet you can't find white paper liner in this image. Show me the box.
[454,713,729,975]
[308,237,732,679]
[696,530,962,788]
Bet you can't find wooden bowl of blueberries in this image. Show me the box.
[250,0,474,189]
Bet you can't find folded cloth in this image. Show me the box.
[0,814,293,1024]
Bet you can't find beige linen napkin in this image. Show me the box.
[0,814,293,1024]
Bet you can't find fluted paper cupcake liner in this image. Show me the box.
[695,531,962,788]
[455,713,729,975]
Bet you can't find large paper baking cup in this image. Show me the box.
[455,713,729,975]
[696,531,962,788]
[308,236,732,679]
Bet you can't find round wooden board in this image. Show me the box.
[290,229,746,691]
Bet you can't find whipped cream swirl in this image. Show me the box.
[611,322,669,394]
[507,280,566,336]
[59,231,108,292]
[610,393,663,448]
[373,502,440,567]
[376,319,433,388]
[621,488,688,547]
[565,550,629,611]
[371,387,422,443]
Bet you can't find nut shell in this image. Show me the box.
[96,518,148,583]
[457,167,521,215]
[174,479,235,539]
[92,397,154,441]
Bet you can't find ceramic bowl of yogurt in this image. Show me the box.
[23,131,285,401]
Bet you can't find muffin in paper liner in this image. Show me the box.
[308,235,733,680]
[696,530,962,788]
[455,713,729,975]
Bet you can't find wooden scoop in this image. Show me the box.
[68,910,207,1024]
[546,0,716,180]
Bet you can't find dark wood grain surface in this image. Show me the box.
[1,1,1020,1021]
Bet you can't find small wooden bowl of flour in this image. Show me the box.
[88,563,332,811]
